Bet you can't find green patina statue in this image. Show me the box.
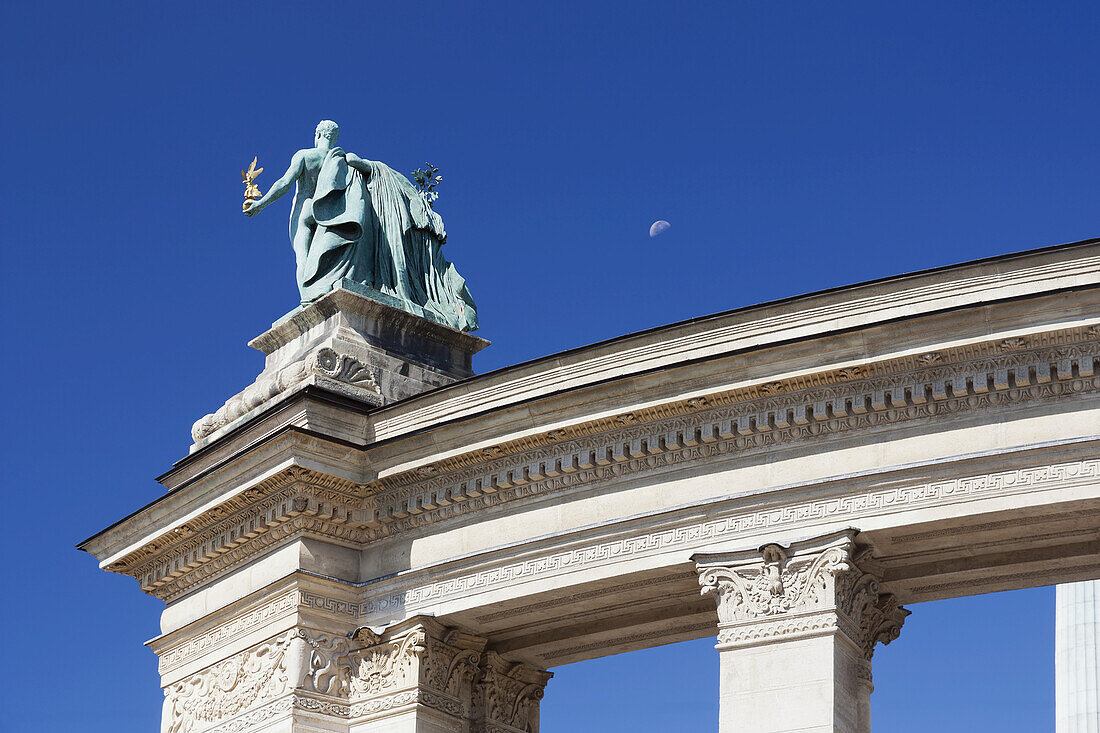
[245,121,478,331]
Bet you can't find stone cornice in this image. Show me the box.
[249,285,490,357]
[105,467,368,583]
[371,324,1098,493]
[368,243,1100,442]
[101,326,1099,601]
[81,244,1099,564]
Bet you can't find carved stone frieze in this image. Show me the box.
[193,694,351,733]
[695,530,909,660]
[157,589,300,675]
[163,631,298,733]
[395,457,1094,616]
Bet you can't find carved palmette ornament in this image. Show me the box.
[309,347,377,386]
[191,347,380,441]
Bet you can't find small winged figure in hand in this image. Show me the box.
[241,157,263,212]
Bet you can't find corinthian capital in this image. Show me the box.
[694,529,909,658]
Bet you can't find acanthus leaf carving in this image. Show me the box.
[699,542,854,622]
[473,651,552,733]
[696,531,909,661]
[857,592,910,659]
[348,628,426,698]
[164,631,297,733]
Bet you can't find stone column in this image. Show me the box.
[694,530,908,733]
[1056,580,1100,733]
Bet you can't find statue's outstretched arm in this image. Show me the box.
[245,152,305,216]
[345,153,374,179]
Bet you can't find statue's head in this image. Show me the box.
[314,120,340,148]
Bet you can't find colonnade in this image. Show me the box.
[1056,580,1100,733]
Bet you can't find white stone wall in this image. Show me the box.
[1056,580,1100,733]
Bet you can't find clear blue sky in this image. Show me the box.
[1,1,1091,729]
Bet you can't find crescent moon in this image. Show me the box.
[649,220,671,238]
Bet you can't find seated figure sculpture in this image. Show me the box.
[245,120,478,331]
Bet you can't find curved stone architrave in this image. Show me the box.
[388,455,1097,619]
[148,451,1098,614]
[108,330,1098,602]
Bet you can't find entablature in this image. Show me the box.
[92,320,1098,608]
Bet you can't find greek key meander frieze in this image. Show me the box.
[118,331,1099,600]
[696,531,910,659]
[163,621,550,733]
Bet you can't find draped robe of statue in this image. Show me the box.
[290,147,479,331]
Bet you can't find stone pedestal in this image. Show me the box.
[1056,580,1100,733]
[190,284,489,450]
[695,530,908,733]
